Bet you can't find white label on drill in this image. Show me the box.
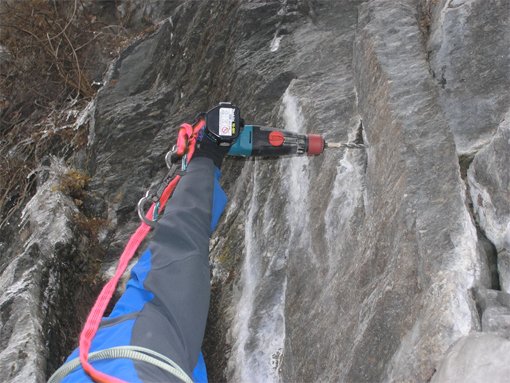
[219,107,234,137]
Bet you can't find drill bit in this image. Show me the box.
[325,141,367,149]
[324,120,367,150]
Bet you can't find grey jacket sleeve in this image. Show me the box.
[131,157,217,380]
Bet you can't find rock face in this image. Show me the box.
[0,159,99,382]
[468,112,510,293]
[427,0,510,155]
[1,0,509,382]
[431,333,510,383]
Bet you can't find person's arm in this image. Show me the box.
[61,142,227,382]
[130,156,226,380]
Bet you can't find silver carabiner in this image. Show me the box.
[140,145,189,228]
[165,145,189,171]
[165,145,177,169]
[137,191,157,227]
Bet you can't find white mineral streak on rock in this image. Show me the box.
[270,35,282,52]
[73,99,97,147]
[229,87,310,383]
[280,87,310,235]
[228,162,265,382]
[324,129,363,274]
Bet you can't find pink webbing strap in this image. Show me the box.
[78,118,205,383]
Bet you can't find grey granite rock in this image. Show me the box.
[431,333,510,383]
[482,306,510,338]
[0,159,95,382]
[353,1,485,381]
[468,111,510,293]
[427,0,510,155]
[500,250,510,294]
[473,287,510,338]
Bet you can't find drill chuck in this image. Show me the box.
[306,134,325,155]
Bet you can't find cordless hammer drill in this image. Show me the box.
[204,102,350,157]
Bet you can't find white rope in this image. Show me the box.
[48,346,193,383]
